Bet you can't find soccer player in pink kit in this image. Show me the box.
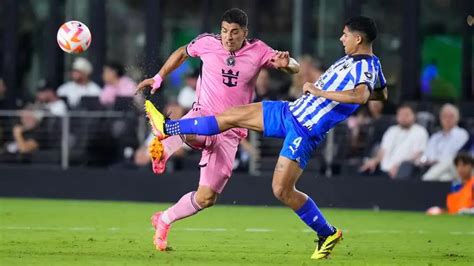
[136,8,299,251]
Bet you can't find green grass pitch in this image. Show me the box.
[1,198,473,265]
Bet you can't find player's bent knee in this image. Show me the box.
[195,193,217,208]
[272,185,291,203]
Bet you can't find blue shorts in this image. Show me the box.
[262,101,323,169]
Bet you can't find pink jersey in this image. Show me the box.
[186,34,275,137]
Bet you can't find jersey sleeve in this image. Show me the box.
[186,34,215,58]
[257,41,277,68]
[351,60,377,91]
[376,64,387,90]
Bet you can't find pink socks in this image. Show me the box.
[162,191,202,224]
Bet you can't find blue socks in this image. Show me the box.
[165,116,220,136]
[295,197,335,237]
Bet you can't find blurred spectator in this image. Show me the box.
[35,80,67,117]
[177,69,199,111]
[460,134,474,156]
[288,55,324,100]
[234,136,260,172]
[359,105,429,178]
[134,133,154,167]
[253,68,275,102]
[418,104,469,181]
[364,101,392,157]
[426,153,474,216]
[57,57,101,108]
[0,78,6,109]
[347,107,370,156]
[0,78,7,148]
[446,153,474,214]
[99,62,136,106]
[0,107,45,163]
[235,69,275,171]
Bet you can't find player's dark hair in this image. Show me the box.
[222,8,248,28]
[105,61,125,77]
[344,16,377,43]
[454,153,474,166]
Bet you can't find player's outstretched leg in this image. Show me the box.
[145,101,264,137]
[149,135,186,174]
[272,156,342,260]
[151,186,216,251]
[144,100,167,139]
[151,191,203,251]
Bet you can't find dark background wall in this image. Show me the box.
[0,166,449,211]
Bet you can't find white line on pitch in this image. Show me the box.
[245,228,274,232]
[182,227,228,232]
[1,226,473,236]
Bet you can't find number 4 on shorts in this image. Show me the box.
[289,137,302,155]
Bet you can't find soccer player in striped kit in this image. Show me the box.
[136,8,299,252]
[146,16,388,259]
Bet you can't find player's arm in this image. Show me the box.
[303,82,371,104]
[136,45,189,94]
[269,51,299,74]
[368,86,388,101]
[156,45,189,80]
[369,64,388,101]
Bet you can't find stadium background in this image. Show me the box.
[1,0,472,204]
[0,1,473,265]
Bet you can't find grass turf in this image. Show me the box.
[0,198,473,265]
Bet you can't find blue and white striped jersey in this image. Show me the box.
[288,54,386,137]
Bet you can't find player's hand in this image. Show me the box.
[270,50,290,68]
[303,82,323,97]
[135,74,163,95]
[135,78,154,95]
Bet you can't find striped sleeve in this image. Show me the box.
[376,62,387,89]
[351,60,377,91]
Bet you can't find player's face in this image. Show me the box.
[221,21,248,52]
[340,26,360,55]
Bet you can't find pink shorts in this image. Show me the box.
[182,106,242,194]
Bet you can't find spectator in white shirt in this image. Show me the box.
[35,81,67,117]
[418,104,469,181]
[359,105,429,178]
[177,69,198,111]
[57,57,101,108]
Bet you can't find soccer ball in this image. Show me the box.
[56,21,91,54]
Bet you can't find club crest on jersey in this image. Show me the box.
[226,55,236,67]
[339,62,351,71]
[222,69,239,87]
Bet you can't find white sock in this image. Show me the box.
[161,210,171,224]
